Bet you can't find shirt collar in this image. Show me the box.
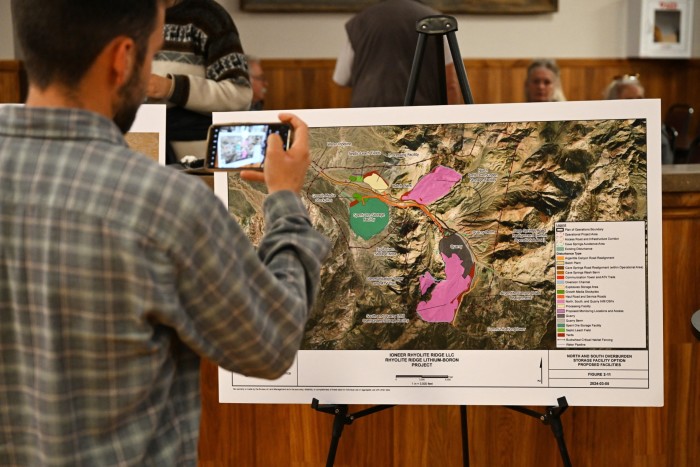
[0,105,126,148]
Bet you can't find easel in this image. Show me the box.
[312,15,573,467]
[404,15,474,106]
[311,399,396,467]
[312,397,572,467]
[506,397,573,467]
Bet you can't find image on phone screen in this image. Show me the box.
[207,123,291,170]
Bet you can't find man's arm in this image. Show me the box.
[171,189,328,379]
[164,114,329,379]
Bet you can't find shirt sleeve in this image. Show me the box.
[159,186,330,380]
[332,32,354,87]
[171,73,253,113]
[443,36,454,65]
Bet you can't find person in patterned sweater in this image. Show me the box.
[147,0,253,163]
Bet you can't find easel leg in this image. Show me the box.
[445,31,474,105]
[505,396,573,467]
[547,406,572,467]
[404,34,428,106]
[460,405,470,467]
[326,404,349,467]
[312,399,396,467]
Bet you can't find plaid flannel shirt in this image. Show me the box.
[0,106,328,466]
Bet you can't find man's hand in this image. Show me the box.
[147,74,173,100]
[240,113,310,194]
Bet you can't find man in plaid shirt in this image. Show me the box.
[0,1,329,465]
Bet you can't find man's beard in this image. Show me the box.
[113,59,146,134]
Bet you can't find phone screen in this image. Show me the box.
[206,123,291,170]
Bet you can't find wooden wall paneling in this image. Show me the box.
[455,60,488,104]
[632,407,666,466]
[563,59,608,102]
[329,405,395,467]
[466,405,563,466]
[661,192,700,467]
[558,67,579,101]
[266,60,299,110]
[666,344,698,467]
[304,65,335,110]
[583,406,665,466]
[0,60,25,103]
[198,360,254,466]
[288,400,331,466]
[505,63,527,104]
[486,66,508,104]
[5,57,700,115]
[257,59,700,123]
[464,59,530,104]
[389,405,462,467]
[458,65,482,103]
[277,62,305,110]
[262,59,351,110]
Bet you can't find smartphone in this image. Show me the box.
[205,122,293,170]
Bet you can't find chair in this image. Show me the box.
[662,124,677,164]
[664,103,695,162]
[686,135,700,164]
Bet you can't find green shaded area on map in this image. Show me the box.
[349,198,390,240]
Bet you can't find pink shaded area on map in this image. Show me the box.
[419,272,436,295]
[417,253,472,323]
[401,166,462,205]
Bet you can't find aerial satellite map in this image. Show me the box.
[225,118,648,352]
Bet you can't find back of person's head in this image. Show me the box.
[12,0,162,90]
[603,74,645,100]
[525,59,566,102]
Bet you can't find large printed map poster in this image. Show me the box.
[214,101,663,406]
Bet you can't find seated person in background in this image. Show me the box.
[147,0,252,164]
[524,59,566,102]
[603,74,673,164]
[246,55,268,110]
[332,0,462,107]
[603,74,644,100]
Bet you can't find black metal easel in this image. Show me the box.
[312,398,471,467]
[312,14,572,467]
[311,396,572,467]
[311,399,396,467]
[506,397,573,467]
[404,15,474,106]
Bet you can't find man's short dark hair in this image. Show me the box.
[11,0,162,89]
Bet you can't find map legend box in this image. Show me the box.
[554,221,647,349]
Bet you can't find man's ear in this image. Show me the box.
[108,36,137,87]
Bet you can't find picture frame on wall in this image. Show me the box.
[240,0,558,14]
